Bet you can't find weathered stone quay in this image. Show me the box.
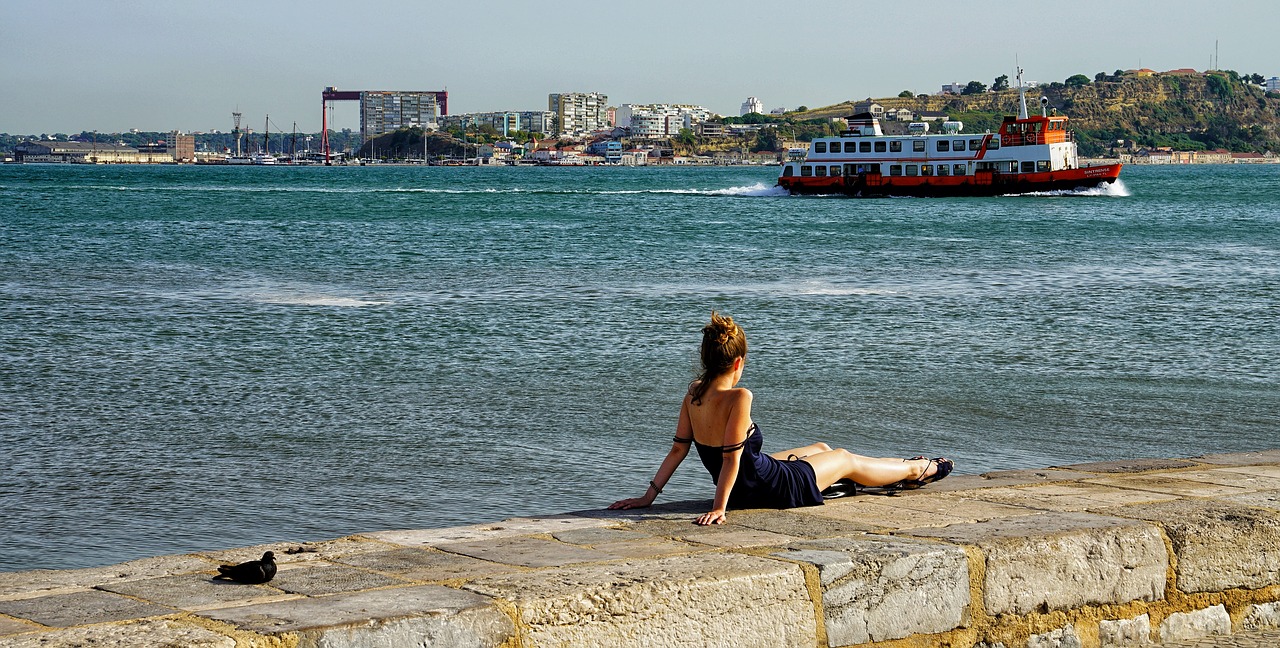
[4,450,1280,648]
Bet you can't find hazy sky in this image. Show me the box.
[2,0,1277,134]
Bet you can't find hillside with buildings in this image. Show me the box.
[5,71,1278,164]
[791,70,1280,157]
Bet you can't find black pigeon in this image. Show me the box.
[214,551,276,584]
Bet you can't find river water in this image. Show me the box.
[1,163,1276,571]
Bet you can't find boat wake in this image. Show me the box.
[78,183,793,197]
[1015,179,1131,198]
[595,182,789,197]
[700,182,792,197]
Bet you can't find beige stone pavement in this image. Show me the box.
[2,450,1280,647]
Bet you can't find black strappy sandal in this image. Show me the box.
[820,479,859,499]
[895,457,953,490]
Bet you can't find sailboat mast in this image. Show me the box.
[1016,67,1029,120]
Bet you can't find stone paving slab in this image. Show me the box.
[199,537,399,566]
[268,561,411,596]
[200,584,514,645]
[808,496,1039,532]
[775,535,970,646]
[1158,468,1280,490]
[1059,457,1200,473]
[732,507,880,538]
[0,554,218,601]
[329,546,521,582]
[1224,489,1280,511]
[0,616,37,637]
[1084,473,1256,497]
[618,515,803,547]
[1219,464,1280,481]
[1194,449,1280,466]
[463,553,816,648]
[1106,498,1280,592]
[666,526,800,549]
[96,573,292,611]
[967,482,1182,512]
[578,537,704,560]
[803,498,1001,530]
[904,510,1168,615]
[550,527,651,545]
[867,492,1044,522]
[364,514,614,546]
[0,618,236,648]
[435,535,620,568]
[0,589,176,627]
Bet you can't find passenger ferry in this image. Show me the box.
[777,72,1121,197]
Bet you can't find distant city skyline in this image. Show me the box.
[2,0,1277,134]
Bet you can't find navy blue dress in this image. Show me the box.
[694,422,825,509]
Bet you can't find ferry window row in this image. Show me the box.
[815,137,997,154]
[888,164,968,176]
[936,139,995,152]
[797,165,847,177]
[971,160,1052,173]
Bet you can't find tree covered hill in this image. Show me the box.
[794,71,1280,156]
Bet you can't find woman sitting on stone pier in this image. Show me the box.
[609,311,952,526]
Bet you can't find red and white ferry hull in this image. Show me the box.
[779,163,1122,197]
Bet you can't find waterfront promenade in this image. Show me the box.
[2,450,1279,647]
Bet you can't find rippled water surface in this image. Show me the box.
[1,164,1277,571]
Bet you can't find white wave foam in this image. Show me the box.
[1014,179,1131,198]
[704,182,792,197]
[795,286,897,296]
[252,293,390,307]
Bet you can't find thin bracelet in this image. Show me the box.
[649,480,663,495]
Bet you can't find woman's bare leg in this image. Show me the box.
[770,442,832,461]
[803,449,936,490]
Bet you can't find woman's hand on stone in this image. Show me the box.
[696,509,727,526]
[608,495,653,510]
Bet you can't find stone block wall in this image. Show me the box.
[3,450,1280,647]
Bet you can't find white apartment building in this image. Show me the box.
[360,91,443,140]
[627,113,668,139]
[549,92,609,135]
[1268,77,1280,93]
[741,96,764,116]
[616,103,717,139]
[438,111,556,137]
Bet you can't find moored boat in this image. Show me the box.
[777,70,1122,197]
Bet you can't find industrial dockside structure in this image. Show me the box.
[3,450,1280,647]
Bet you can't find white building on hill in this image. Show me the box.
[548,92,609,136]
[617,104,717,139]
[741,97,764,116]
